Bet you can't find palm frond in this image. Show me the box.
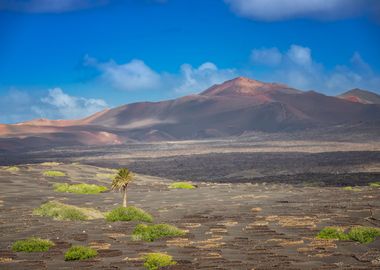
[111,168,134,191]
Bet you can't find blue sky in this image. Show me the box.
[0,0,380,123]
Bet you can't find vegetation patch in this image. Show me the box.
[105,206,153,222]
[54,183,108,194]
[132,224,186,242]
[316,227,348,240]
[33,201,103,221]
[369,182,380,188]
[64,246,97,261]
[43,170,66,177]
[4,166,20,172]
[12,237,54,252]
[342,186,361,191]
[41,162,61,166]
[317,226,380,243]
[169,182,196,189]
[347,226,380,244]
[143,253,176,270]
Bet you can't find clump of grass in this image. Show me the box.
[41,162,60,166]
[4,166,20,172]
[33,201,103,221]
[317,226,380,244]
[169,182,196,189]
[54,183,108,194]
[342,186,361,192]
[369,182,380,188]
[143,253,176,270]
[105,206,153,222]
[43,170,66,177]
[347,226,380,244]
[316,227,349,240]
[64,246,97,261]
[96,173,117,180]
[12,237,54,252]
[132,224,186,242]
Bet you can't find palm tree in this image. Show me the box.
[111,168,134,207]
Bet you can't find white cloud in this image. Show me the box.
[286,45,312,67]
[0,0,108,13]
[251,47,282,66]
[86,56,238,94]
[251,44,380,93]
[174,62,237,93]
[0,88,108,123]
[40,88,108,119]
[224,0,378,21]
[85,56,161,91]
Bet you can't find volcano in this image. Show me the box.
[1,77,379,151]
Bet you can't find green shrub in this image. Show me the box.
[5,166,20,172]
[169,182,196,189]
[369,182,380,188]
[54,183,108,194]
[317,226,380,244]
[33,201,103,221]
[132,224,186,242]
[43,170,66,177]
[143,253,176,270]
[12,237,54,252]
[342,186,361,191]
[347,226,380,244]
[316,227,349,240]
[105,206,153,222]
[64,246,97,261]
[41,162,60,166]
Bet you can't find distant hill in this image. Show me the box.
[1,77,380,151]
[338,88,380,104]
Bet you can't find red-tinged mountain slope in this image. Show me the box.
[338,88,380,104]
[0,77,379,150]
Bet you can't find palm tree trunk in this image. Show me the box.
[122,187,127,207]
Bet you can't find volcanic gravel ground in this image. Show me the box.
[0,163,380,269]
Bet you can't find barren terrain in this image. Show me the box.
[0,136,380,269]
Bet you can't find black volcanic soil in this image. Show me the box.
[1,163,380,269]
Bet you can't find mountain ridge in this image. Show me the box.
[1,77,379,151]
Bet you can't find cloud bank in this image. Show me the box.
[86,56,238,94]
[85,56,161,91]
[224,0,380,21]
[250,44,380,93]
[0,88,107,123]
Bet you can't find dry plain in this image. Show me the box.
[0,137,380,269]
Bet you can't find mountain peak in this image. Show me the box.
[201,77,299,97]
[338,88,380,104]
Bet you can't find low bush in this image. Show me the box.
[5,166,20,172]
[105,206,153,222]
[169,182,195,189]
[33,201,103,221]
[43,170,66,177]
[143,253,176,270]
[12,237,54,252]
[132,224,186,242]
[317,226,380,243]
[54,183,108,194]
[64,246,97,261]
[347,226,380,244]
[316,227,348,240]
[369,182,380,188]
[41,162,61,166]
